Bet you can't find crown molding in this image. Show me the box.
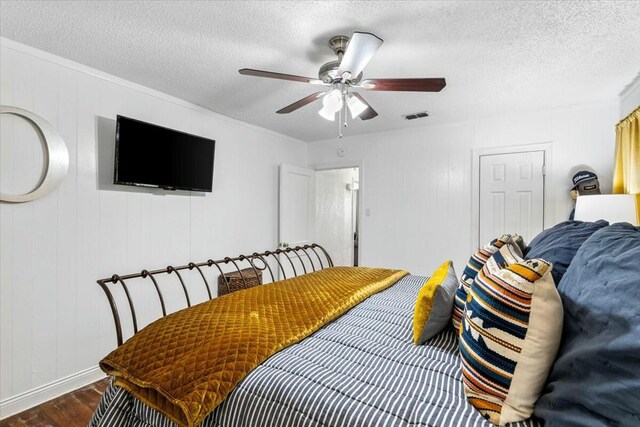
[0,37,304,145]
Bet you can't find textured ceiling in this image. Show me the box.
[1,1,639,142]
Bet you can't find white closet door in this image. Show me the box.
[479,151,545,246]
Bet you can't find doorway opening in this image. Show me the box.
[315,167,360,266]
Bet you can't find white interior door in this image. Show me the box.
[278,164,316,279]
[479,151,545,246]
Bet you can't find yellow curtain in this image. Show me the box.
[613,106,640,194]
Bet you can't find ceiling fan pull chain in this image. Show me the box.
[344,85,349,128]
[338,105,343,138]
[344,100,348,128]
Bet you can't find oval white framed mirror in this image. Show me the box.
[0,106,69,203]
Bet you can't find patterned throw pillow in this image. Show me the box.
[451,234,525,333]
[413,260,458,344]
[459,256,563,425]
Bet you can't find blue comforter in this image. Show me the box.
[534,223,640,426]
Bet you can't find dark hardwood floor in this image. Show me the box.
[0,379,109,427]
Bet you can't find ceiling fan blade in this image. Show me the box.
[359,78,446,92]
[239,68,325,85]
[276,92,327,114]
[351,93,378,121]
[337,32,384,80]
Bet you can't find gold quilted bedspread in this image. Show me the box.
[100,266,408,426]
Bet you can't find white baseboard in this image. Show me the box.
[0,366,107,419]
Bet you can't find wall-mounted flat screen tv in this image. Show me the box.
[114,115,215,192]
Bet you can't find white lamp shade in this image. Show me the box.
[322,89,343,112]
[347,94,368,118]
[574,194,640,226]
[318,105,336,121]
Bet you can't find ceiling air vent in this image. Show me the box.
[403,111,429,120]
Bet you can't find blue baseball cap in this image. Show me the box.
[572,170,600,194]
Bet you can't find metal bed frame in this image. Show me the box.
[97,244,333,347]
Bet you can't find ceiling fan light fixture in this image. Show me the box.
[318,105,336,121]
[347,94,368,118]
[322,88,343,113]
[238,31,446,137]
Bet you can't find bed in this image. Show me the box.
[90,220,640,427]
[90,246,541,427]
[90,245,541,427]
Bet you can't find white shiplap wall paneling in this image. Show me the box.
[0,45,15,400]
[308,101,618,277]
[620,73,640,119]
[56,58,80,381]
[32,55,60,389]
[1,59,13,395]
[7,47,37,396]
[0,38,307,417]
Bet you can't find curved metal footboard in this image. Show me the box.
[97,244,333,347]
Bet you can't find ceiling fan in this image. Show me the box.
[239,31,446,137]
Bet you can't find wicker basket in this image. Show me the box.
[218,268,263,296]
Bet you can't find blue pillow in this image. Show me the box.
[534,223,640,426]
[524,220,608,285]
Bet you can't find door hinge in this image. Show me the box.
[542,164,547,176]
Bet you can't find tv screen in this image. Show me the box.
[114,115,215,192]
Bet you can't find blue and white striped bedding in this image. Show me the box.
[90,275,541,427]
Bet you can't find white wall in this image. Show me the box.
[309,101,619,277]
[620,73,640,118]
[0,38,307,415]
[315,168,358,266]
